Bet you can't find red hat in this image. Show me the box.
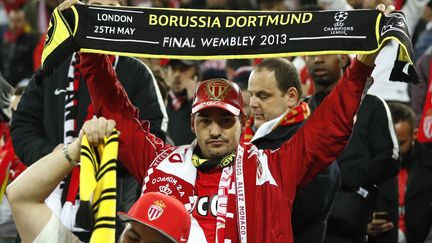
[118,192,191,243]
[192,78,244,116]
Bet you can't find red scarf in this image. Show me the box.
[242,102,310,142]
[417,60,432,143]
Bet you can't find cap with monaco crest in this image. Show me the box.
[191,78,244,116]
[118,192,191,243]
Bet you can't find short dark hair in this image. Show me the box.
[388,102,416,129]
[255,58,302,98]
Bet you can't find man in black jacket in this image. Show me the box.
[10,19,167,242]
[245,58,340,243]
[305,54,400,243]
[166,59,199,145]
[388,103,432,243]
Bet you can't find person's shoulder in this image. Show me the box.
[362,94,388,107]
[118,56,150,70]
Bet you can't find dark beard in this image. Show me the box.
[314,77,337,87]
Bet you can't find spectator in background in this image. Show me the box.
[305,53,400,243]
[0,9,37,87]
[0,72,26,243]
[388,103,432,243]
[411,52,432,143]
[245,58,340,243]
[232,66,252,117]
[225,59,252,81]
[10,1,167,241]
[22,0,60,35]
[165,59,199,145]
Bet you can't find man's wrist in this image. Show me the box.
[63,144,80,166]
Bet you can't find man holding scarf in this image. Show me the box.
[244,58,340,243]
[52,1,398,241]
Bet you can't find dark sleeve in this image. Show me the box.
[116,57,167,140]
[340,96,400,188]
[10,79,57,165]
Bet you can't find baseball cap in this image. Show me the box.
[191,78,244,116]
[118,192,191,243]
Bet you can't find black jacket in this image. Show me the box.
[11,55,167,169]
[368,177,399,243]
[166,94,195,145]
[252,121,341,243]
[405,142,432,243]
[309,93,400,243]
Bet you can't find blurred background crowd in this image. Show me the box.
[1,0,432,242]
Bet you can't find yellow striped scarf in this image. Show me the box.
[80,130,118,243]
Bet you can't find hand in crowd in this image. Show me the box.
[356,3,395,67]
[367,211,394,237]
[58,0,83,11]
[67,116,117,162]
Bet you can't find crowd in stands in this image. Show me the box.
[0,0,432,242]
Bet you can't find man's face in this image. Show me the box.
[193,108,242,159]
[9,11,26,33]
[395,121,416,158]
[119,221,173,243]
[305,54,343,87]
[248,69,290,129]
[87,0,121,6]
[167,63,197,94]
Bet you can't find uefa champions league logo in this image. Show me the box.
[334,11,348,23]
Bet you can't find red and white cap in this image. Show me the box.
[118,192,191,243]
[192,78,244,116]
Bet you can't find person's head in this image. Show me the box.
[225,59,252,81]
[305,54,349,92]
[191,78,245,159]
[206,0,228,9]
[85,0,126,7]
[389,103,417,159]
[167,60,200,94]
[257,0,287,11]
[8,10,27,33]
[118,192,191,243]
[248,58,301,129]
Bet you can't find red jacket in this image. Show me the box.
[80,54,373,243]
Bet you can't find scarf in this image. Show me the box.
[243,102,310,142]
[417,59,432,143]
[40,6,419,84]
[50,53,118,232]
[79,130,119,243]
[191,149,235,172]
[168,90,186,111]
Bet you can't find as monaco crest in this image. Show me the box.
[206,80,230,100]
[148,200,166,221]
[423,116,432,139]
